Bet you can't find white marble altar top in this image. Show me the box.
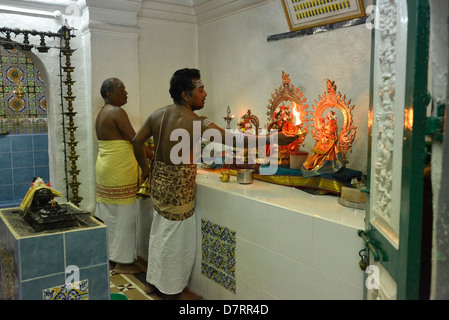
[196,169,366,230]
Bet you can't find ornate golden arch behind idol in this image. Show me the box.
[266,71,308,146]
[311,79,357,163]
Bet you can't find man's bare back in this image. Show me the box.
[96,105,135,141]
[149,104,204,164]
[95,78,136,142]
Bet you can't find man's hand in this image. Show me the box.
[140,165,150,182]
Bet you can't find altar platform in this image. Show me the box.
[0,203,109,300]
[206,163,363,195]
[187,168,366,300]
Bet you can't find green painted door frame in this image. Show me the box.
[365,0,430,300]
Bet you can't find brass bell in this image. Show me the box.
[136,178,150,199]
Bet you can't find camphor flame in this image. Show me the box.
[292,102,303,135]
[293,102,301,126]
[292,102,301,126]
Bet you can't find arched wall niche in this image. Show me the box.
[0,26,81,207]
[19,47,62,196]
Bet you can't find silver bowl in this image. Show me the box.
[237,169,254,184]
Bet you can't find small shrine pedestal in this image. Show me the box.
[0,203,109,300]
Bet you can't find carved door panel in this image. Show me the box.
[363,0,430,299]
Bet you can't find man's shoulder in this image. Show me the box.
[150,105,172,119]
[157,105,173,113]
[103,104,127,115]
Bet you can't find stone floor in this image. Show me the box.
[109,259,202,300]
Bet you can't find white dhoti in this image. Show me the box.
[96,202,137,264]
[146,210,196,295]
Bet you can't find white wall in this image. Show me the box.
[197,0,371,174]
[137,18,198,115]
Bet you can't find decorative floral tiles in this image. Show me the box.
[109,270,161,300]
[201,219,236,294]
[1,248,15,300]
[43,280,89,300]
[0,46,47,134]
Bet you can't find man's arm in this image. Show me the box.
[114,108,137,142]
[132,115,153,181]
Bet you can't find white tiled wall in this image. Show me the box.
[189,174,365,300]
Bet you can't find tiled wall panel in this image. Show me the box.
[191,183,364,300]
[0,46,48,135]
[201,219,236,293]
[0,134,49,208]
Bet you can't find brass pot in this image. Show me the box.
[219,171,230,182]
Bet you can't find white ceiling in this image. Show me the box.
[155,0,228,7]
[140,0,270,24]
[0,0,270,25]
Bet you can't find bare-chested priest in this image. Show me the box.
[95,77,152,274]
[132,68,299,299]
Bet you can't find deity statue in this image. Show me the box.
[265,71,309,165]
[301,110,345,177]
[20,177,78,231]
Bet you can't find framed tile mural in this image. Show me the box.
[282,0,366,32]
[0,46,48,134]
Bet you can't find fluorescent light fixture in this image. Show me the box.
[0,5,61,18]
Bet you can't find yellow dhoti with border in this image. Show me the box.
[95,140,139,264]
[96,140,139,205]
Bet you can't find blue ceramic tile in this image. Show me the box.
[0,169,12,185]
[20,273,66,300]
[34,166,49,182]
[19,234,65,280]
[0,200,22,209]
[201,219,236,293]
[13,167,34,184]
[65,228,108,268]
[201,262,236,294]
[14,183,30,202]
[12,151,34,168]
[33,150,49,167]
[77,264,110,300]
[33,134,48,151]
[0,185,14,202]
[0,152,12,169]
[11,135,33,152]
[0,136,11,152]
